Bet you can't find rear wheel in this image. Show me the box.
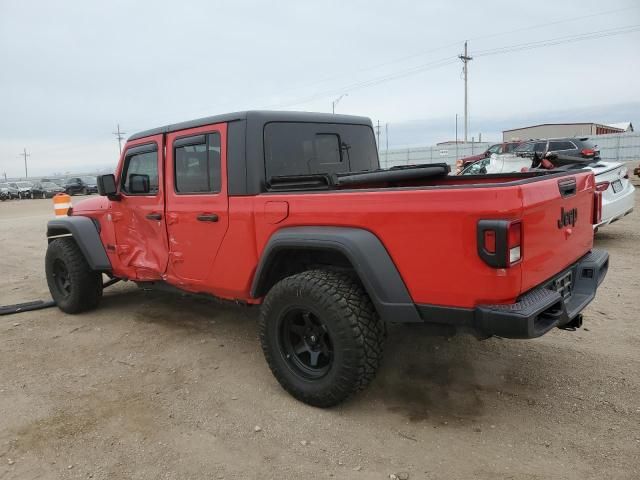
[81,187,88,195]
[259,270,385,407]
[45,238,102,313]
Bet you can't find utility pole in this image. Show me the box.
[455,114,458,144]
[458,41,473,143]
[375,120,381,152]
[18,148,30,178]
[112,124,126,154]
[385,122,389,151]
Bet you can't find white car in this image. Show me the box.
[461,155,635,228]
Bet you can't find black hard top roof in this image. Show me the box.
[128,110,373,141]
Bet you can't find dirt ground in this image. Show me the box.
[1,180,639,480]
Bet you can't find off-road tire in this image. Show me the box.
[259,269,385,407]
[45,238,102,313]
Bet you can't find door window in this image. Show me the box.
[174,133,221,194]
[121,147,159,195]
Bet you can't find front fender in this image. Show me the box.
[47,216,111,271]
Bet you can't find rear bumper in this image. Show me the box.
[417,249,609,339]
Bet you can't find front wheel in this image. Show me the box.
[259,270,385,407]
[45,238,103,313]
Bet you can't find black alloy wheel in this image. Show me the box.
[279,308,333,379]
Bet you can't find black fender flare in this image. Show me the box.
[251,226,421,323]
[47,216,112,271]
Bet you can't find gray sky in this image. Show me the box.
[1,0,639,177]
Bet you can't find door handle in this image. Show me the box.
[197,213,219,222]
[145,213,162,221]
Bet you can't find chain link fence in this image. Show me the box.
[379,131,640,169]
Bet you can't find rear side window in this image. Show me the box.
[264,122,378,179]
[121,147,159,194]
[534,142,547,153]
[174,133,221,194]
[549,141,576,151]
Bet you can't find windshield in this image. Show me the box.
[41,182,58,188]
[16,181,33,187]
[461,158,490,175]
[82,176,96,184]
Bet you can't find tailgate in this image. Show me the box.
[519,171,595,293]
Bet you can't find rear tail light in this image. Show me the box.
[508,221,522,264]
[595,181,610,192]
[593,191,602,225]
[477,220,522,268]
[581,148,596,157]
[621,167,628,179]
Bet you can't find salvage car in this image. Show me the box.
[43,111,608,407]
[10,181,34,199]
[81,176,99,194]
[455,141,521,174]
[514,137,600,161]
[63,177,92,195]
[31,181,65,199]
[461,154,635,228]
[0,182,20,199]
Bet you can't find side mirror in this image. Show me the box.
[129,174,150,194]
[97,174,117,197]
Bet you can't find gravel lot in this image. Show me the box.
[1,181,639,480]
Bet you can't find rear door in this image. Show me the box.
[111,135,169,280]
[164,123,229,288]
[518,171,595,292]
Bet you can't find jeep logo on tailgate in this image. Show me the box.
[557,207,578,228]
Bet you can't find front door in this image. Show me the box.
[164,123,229,289]
[111,135,169,281]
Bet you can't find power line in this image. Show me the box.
[474,24,640,58]
[267,23,640,109]
[256,6,639,106]
[267,56,458,108]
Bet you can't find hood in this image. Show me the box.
[72,195,109,213]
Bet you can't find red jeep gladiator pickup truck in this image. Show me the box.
[45,111,608,407]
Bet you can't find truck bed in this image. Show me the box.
[208,169,597,310]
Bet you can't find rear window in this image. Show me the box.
[549,141,576,151]
[264,122,379,179]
